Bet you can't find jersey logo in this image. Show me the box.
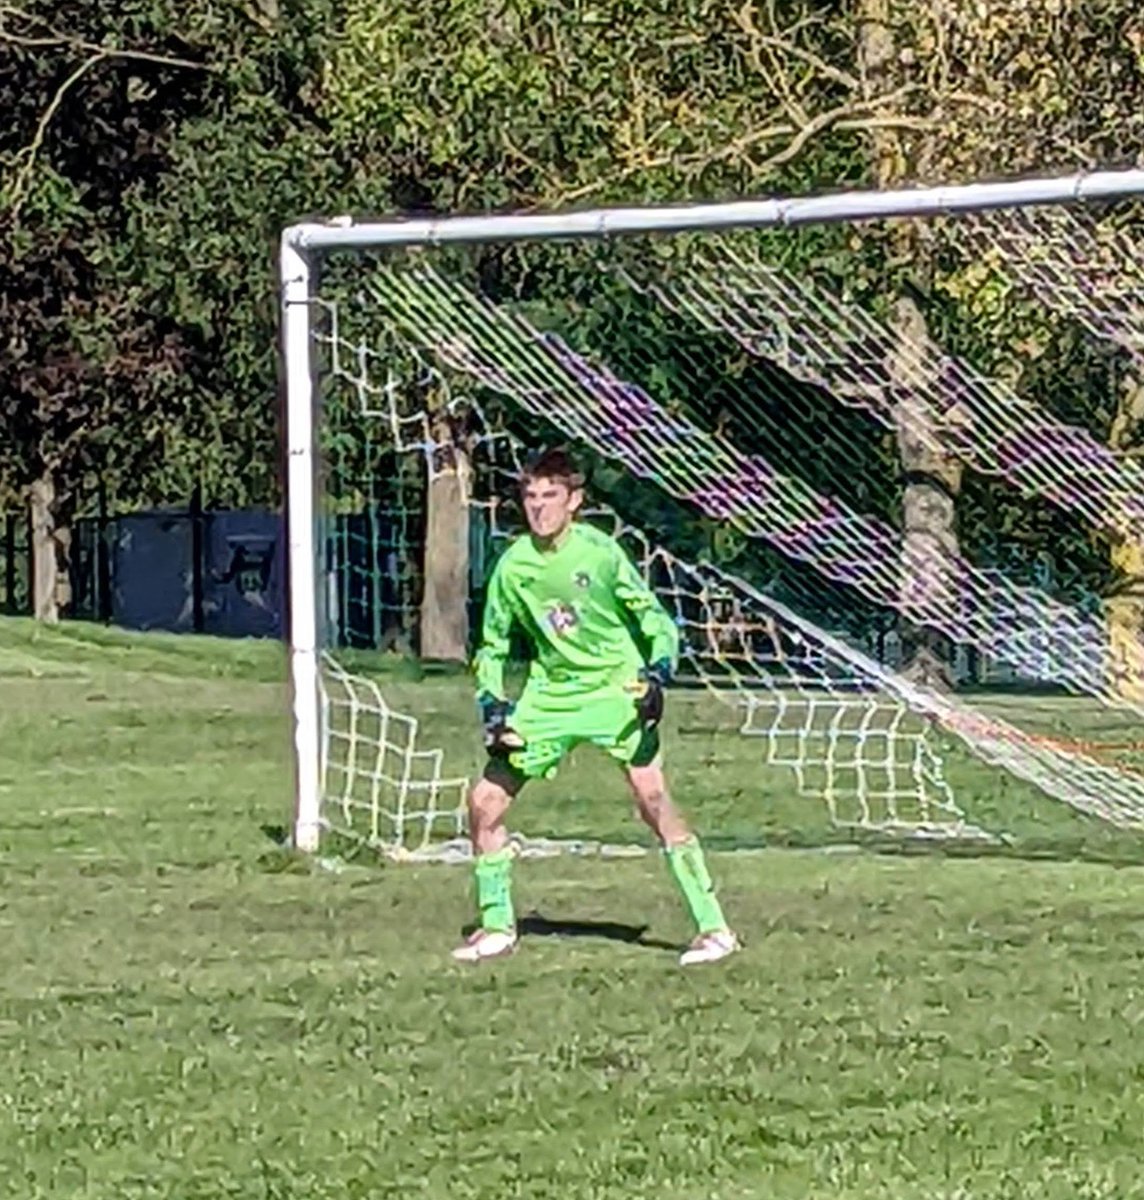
[546,602,580,636]
[573,571,591,589]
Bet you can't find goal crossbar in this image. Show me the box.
[284,169,1144,252]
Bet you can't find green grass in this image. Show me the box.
[5,617,1144,1198]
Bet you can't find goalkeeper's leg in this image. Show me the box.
[453,698,567,964]
[587,690,739,965]
[625,761,740,967]
[451,766,523,963]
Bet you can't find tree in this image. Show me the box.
[322,0,892,649]
[1,4,213,618]
[419,400,473,662]
[6,0,1141,675]
[324,0,913,212]
[1,0,348,619]
[843,0,1144,686]
[917,0,1144,694]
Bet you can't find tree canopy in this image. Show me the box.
[2,0,1142,621]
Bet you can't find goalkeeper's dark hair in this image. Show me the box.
[519,447,585,492]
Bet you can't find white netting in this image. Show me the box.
[625,245,1144,543]
[319,655,469,852]
[318,314,980,846]
[315,302,1144,856]
[288,182,1144,860]
[648,546,965,836]
[367,263,1143,710]
[955,206,1144,371]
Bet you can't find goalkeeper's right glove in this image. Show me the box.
[478,693,525,757]
[634,659,672,731]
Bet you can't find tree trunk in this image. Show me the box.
[418,416,471,662]
[29,469,71,624]
[858,0,962,689]
[891,297,963,690]
[1105,374,1144,701]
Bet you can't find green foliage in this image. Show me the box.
[2,0,871,520]
[3,0,1143,628]
[928,241,1133,603]
[924,0,1144,179]
[327,0,864,211]
[0,0,342,512]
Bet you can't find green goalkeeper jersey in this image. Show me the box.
[475,521,680,699]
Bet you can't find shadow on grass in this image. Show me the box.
[462,912,678,950]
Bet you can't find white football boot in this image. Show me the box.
[451,927,518,963]
[679,928,740,967]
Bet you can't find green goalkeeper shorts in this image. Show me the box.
[498,682,660,782]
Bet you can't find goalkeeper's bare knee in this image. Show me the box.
[468,777,513,854]
[626,765,691,847]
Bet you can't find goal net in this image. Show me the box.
[281,171,1144,860]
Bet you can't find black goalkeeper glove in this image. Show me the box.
[635,659,672,730]
[478,693,525,757]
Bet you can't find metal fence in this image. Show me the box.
[1,511,31,615]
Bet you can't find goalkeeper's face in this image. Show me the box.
[523,477,582,541]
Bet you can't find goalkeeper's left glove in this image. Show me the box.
[478,692,525,757]
[635,659,672,730]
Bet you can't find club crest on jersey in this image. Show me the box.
[573,571,591,589]
[546,602,580,636]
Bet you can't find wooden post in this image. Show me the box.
[190,484,205,633]
[3,513,16,614]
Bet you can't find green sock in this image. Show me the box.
[474,848,515,932]
[664,837,727,934]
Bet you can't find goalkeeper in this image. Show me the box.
[453,448,739,967]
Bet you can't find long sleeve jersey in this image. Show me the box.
[474,521,680,699]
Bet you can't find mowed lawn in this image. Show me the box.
[4,619,1144,1199]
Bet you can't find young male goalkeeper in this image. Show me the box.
[453,448,739,967]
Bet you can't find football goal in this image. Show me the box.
[280,169,1144,859]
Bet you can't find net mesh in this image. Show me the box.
[955,206,1144,369]
[626,246,1144,542]
[320,655,469,852]
[315,315,1144,857]
[303,202,1144,858]
[368,262,1137,704]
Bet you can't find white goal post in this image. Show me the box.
[280,169,1144,854]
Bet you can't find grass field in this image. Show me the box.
[5,618,1144,1199]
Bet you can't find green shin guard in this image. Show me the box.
[474,848,515,932]
[665,837,727,934]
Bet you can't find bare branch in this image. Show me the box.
[732,2,861,93]
[537,85,926,209]
[836,114,938,133]
[741,91,924,174]
[760,37,810,128]
[709,82,923,171]
[4,51,105,220]
[0,6,213,221]
[0,6,211,72]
